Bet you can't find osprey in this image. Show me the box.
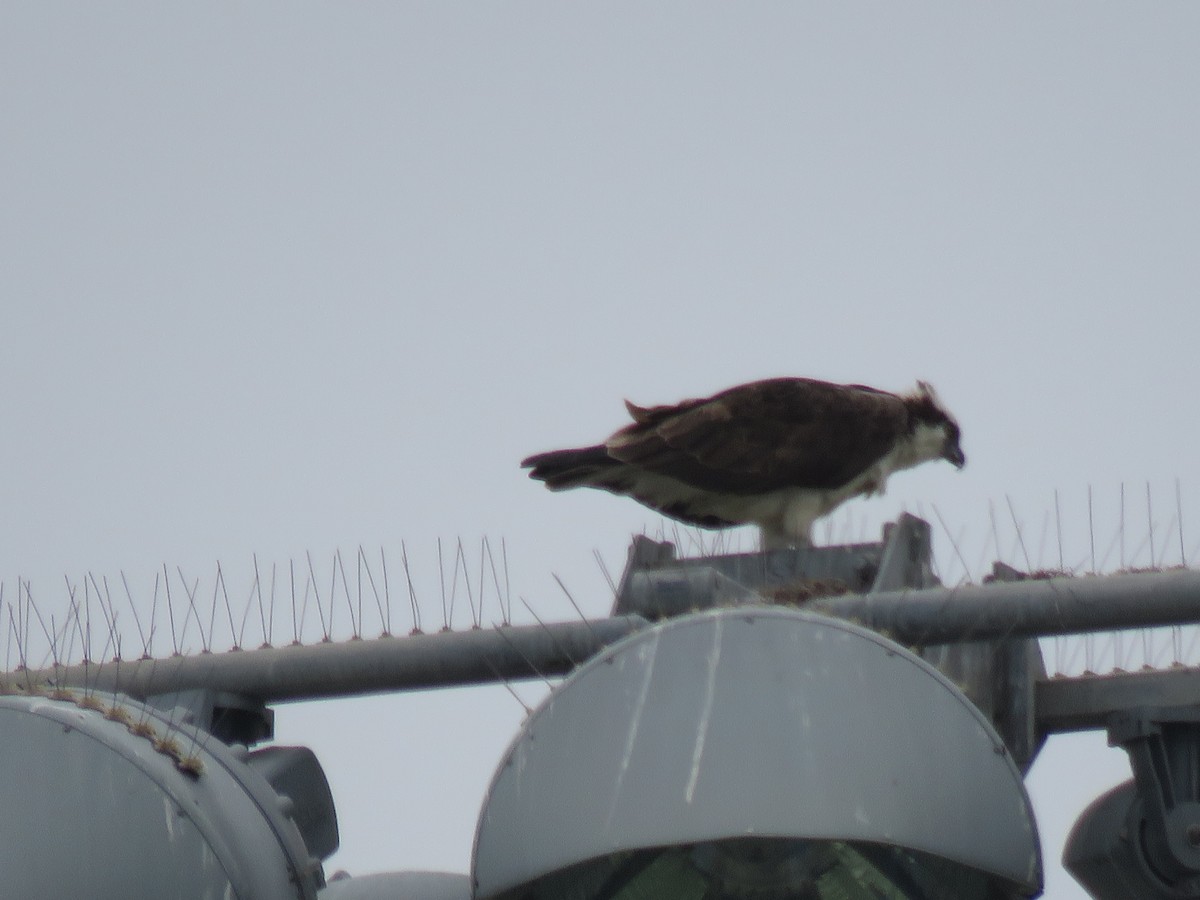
[521,378,965,547]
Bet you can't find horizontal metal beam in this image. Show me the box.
[809,569,1200,646]
[8,567,1200,706]
[1036,667,1200,734]
[1,616,648,704]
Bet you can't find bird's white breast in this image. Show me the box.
[618,420,948,545]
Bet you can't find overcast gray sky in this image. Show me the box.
[4,4,1200,897]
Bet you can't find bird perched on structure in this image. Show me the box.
[521,378,965,547]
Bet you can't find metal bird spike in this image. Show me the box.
[357,545,387,637]
[437,537,449,631]
[252,554,268,647]
[1147,481,1157,568]
[400,541,421,634]
[335,548,354,639]
[1179,478,1187,567]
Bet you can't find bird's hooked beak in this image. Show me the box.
[944,441,966,469]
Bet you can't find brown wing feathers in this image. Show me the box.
[522,378,910,495]
[607,379,907,493]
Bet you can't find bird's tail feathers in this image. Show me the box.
[521,445,618,490]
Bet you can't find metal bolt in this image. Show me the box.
[1185,824,1200,848]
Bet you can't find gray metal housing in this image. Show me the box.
[473,607,1042,898]
[0,691,331,899]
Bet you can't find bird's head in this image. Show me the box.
[907,381,965,469]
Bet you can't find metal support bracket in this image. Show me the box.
[1107,706,1200,893]
[145,688,275,745]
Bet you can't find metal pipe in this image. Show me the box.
[1036,667,1200,734]
[9,568,1200,703]
[2,616,648,704]
[809,568,1200,645]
